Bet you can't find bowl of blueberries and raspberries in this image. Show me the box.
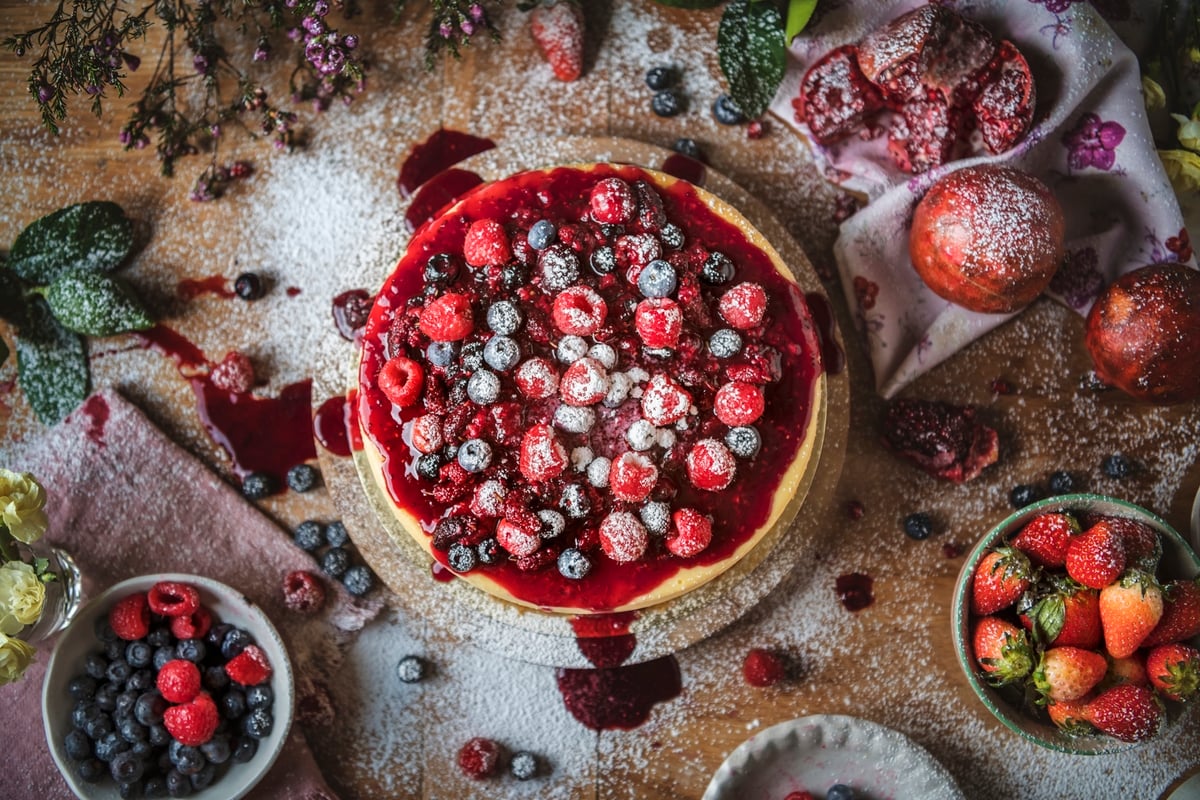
[41,574,294,799]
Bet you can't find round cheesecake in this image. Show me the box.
[357,163,826,614]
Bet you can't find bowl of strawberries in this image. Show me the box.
[952,494,1200,753]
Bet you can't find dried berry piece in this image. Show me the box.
[881,398,999,483]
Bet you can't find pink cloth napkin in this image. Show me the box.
[770,0,1195,396]
[1,388,379,799]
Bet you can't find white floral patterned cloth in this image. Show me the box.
[770,0,1195,397]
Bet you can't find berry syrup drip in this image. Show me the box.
[556,654,682,731]
[332,289,373,342]
[177,275,235,301]
[835,572,874,611]
[78,393,110,446]
[134,324,318,487]
[314,394,354,457]
[397,128,496,198]
[359,164,824,611]
[404,168,485,234]
[570,612,638,668]
[431,561,456,582]
[804,292,845,375]
[286,286,303,297]
[661,154,706,187]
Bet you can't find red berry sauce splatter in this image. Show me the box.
[177,275,235,301]
[835,571,874,611]
[397,128,495,198]
[660,153,706,186]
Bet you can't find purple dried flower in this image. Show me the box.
[439,21,453,38]
[193,53,209,74]
[36,83,55,103]
[284,0,297,7]
[303,16,325,36]
[210,124,221,138]
[135,136,148,150]
[287,27,302,41]
[460,19,475,36]
[313,0,330,16]
[470,3,485,22]
[305,39,325,64]
[84,84,101,96]
[119,129,132,145]
[253,39,270,62]
[343,34,359,50]
[123,53,141,71]
[320,48,345,75]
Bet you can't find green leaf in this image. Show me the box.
[1028,594,1065,647]
[45,269,154,337]
[9,201,133,284]
[652,0,724,8]
[785,0,818,42]
[718,0,787,119]
[0,268,28,327]
[16,296,90,424]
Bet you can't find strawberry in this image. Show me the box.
[1033,646,1107,702]
[1020,584,1101,649]
[378,356,425,407]
[1142,578,1200,647]
[530,1,585,83]
[1065,522,1126,589]
[163,691,220,747]
[518,423,568,482]
[609,451,658,503]
[666,508,712,557]
[463,219,511,267]
[147,581,201,617]
[640,373,691,426]
[1010,512,1079,568]
[1092,515,1161,572]
[742,648,787,687]
[635,298,683,348]
[1146,643,1200,702]
[552,285,607,335]
[969,548,1031,616]
[971,616,1034,686]
[686,438,737,491]
[108,592,151,641]
[170,606,212,640]
[718,282,768,329]
[157,659,202,703]
[1084,684,1164,743]
[418,293,475,341]
[1047,696,1094,735]
[1099,571,1164,658]
[1101,654,1149,690]
[714,381,765,426]
[225,643,274,686]
[599,511,649,563]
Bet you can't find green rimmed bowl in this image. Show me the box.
[951,493,1200,754]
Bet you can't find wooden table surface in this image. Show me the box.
[2,2,1199,799]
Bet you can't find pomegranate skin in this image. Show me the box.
[1085,263,1200,404]
[909,165,1065,314]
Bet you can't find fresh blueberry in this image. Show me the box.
[476,537,501,565]
[527,219,557,251]
[538,509,567,539]
[560,484,591,519]
[85,653,109,680]
[342,565,375,597]
[286,463,319,493]
[711,93,746,125]
[447,542,477,572]
[73,701,99,730]
[396,654,427,684]
[106,659,133,685]
[240,472,273,500]
[701,251,735,285]
[175,639,205,663]
[142,776,168,798]
[233,272,264,300]
[69,675,98,701]
[85,713,114,740]
[483,335,521,372]
[638,259,677,298]
[95,617,119,643]
[221,628,252,660]
[423,253,459,284]
[321,547,351,579]
[467,369,501,405]
[245,684,274,710]
[590,245,617,275]
[205,623,233,649]
[651,88,684,117]
[117,716,147,744]
[645,66,674,90]
[65,728,92,760]
[95,730,130,762]
[486,300,523,335]
[709,328,743,359]
[557,548,592,580]
[203,665,229,692]
[426,340,459,368]
[135,692,167,726]
[457,439,493,473]
[164,768,190,796]
[510,750,539,780]
[231,736,258,764]
[243,708,273,739]
[200,735,231,764]
[1009,484,1040,508]
[416,453,442,481]
[1048,470,1076,494]
[659,223,684,250]
[147,627,173,648]
[725,426,761,459]
[294,520,325,551]
[115,689,138,717]
[1102,453,1132,479]
[127,669,154,692]
[152,646,175,672]
[190,763,217,791]
[600,224,625,240]
[105,639,125,661]
[95,682,120,712]
[125,641,152,669]
[323,520,349,548]
[147,723,171,747]
[76,758,106,783]
[827,785,856,800]
[220,690,247,720]
[671,137,702,160]
[903,512,934,540]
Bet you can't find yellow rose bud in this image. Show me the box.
[1172,114,1200,153]
[1142,77,1166,112]
[0,631,36,685]
[1160,148,1200,194]
[0,469,48,544]
[0,562,46,635]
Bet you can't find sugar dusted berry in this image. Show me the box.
[467,369,501,405]
[600,511,649,563]
[709,328,742,359]
[538,244,581,292]
[483,335,521,372]
[714,381,764,426]
[903,512,934,540]
[241,471,273,500]
[210,351,255,394]
[497,517,542,558]
[637,259,677,298]
[234,272,264,300]
[743,648,786,687]
[225,644,273,687]
[286,463,320,493]
[527,219,557,251]
[343,565,375,597]
[458,736,502,780]
[419,293,475,341]
[552,286,608,335]
[463,219,511,267]
[640,373,691,426]
[609,451,659,503]
[515,357,559,399]
[396,654,427,684]
[667,508,712,557]
[148,582,201,618]
[283,570,326,614]
[635,298,683,348]
[725,426,761,459]
[560,357,610,406]
[510,750,539,780]
[520,424,568,482]
[701,252,735,286]
[457,439,493,473]
[687,439,736,491]
[448,542,477,572]
[557,547,592,580]
[651,88,683,117]
[719,283,767,329]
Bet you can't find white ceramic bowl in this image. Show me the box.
[951,494,1200,754]
[42,574,294,799]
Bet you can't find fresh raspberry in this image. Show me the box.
[419,293,475,341]
[157,659,202,703]
[108,592,151,641]
[457,736,502,780]
[147,581,201,617]
[718,283,767,329]
[667,508,712,557]
[640,373,691,426]
[560,357,610,406]
[163,691,220,747]
[519,423,568,482]
[599,511,649,563]
[225,643,274,687]
[463,219,512,267]
[411,413,444,454]
[497,517,542,557]
[378,356,425,407]
[608,451,658,503]
[687,438,737,491]
[283,570,327,614]
[552,286,608,335]
[589,177,636,225]
[742,648,787,687]
[515,357,560,399]
[470,479,508,519]
[714,381,765,426]
[615,233,663,282]
[170,607,212,640]
[209,351,255,394]
[634,298,683,348]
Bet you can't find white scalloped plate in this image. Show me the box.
[702,715,964,800]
